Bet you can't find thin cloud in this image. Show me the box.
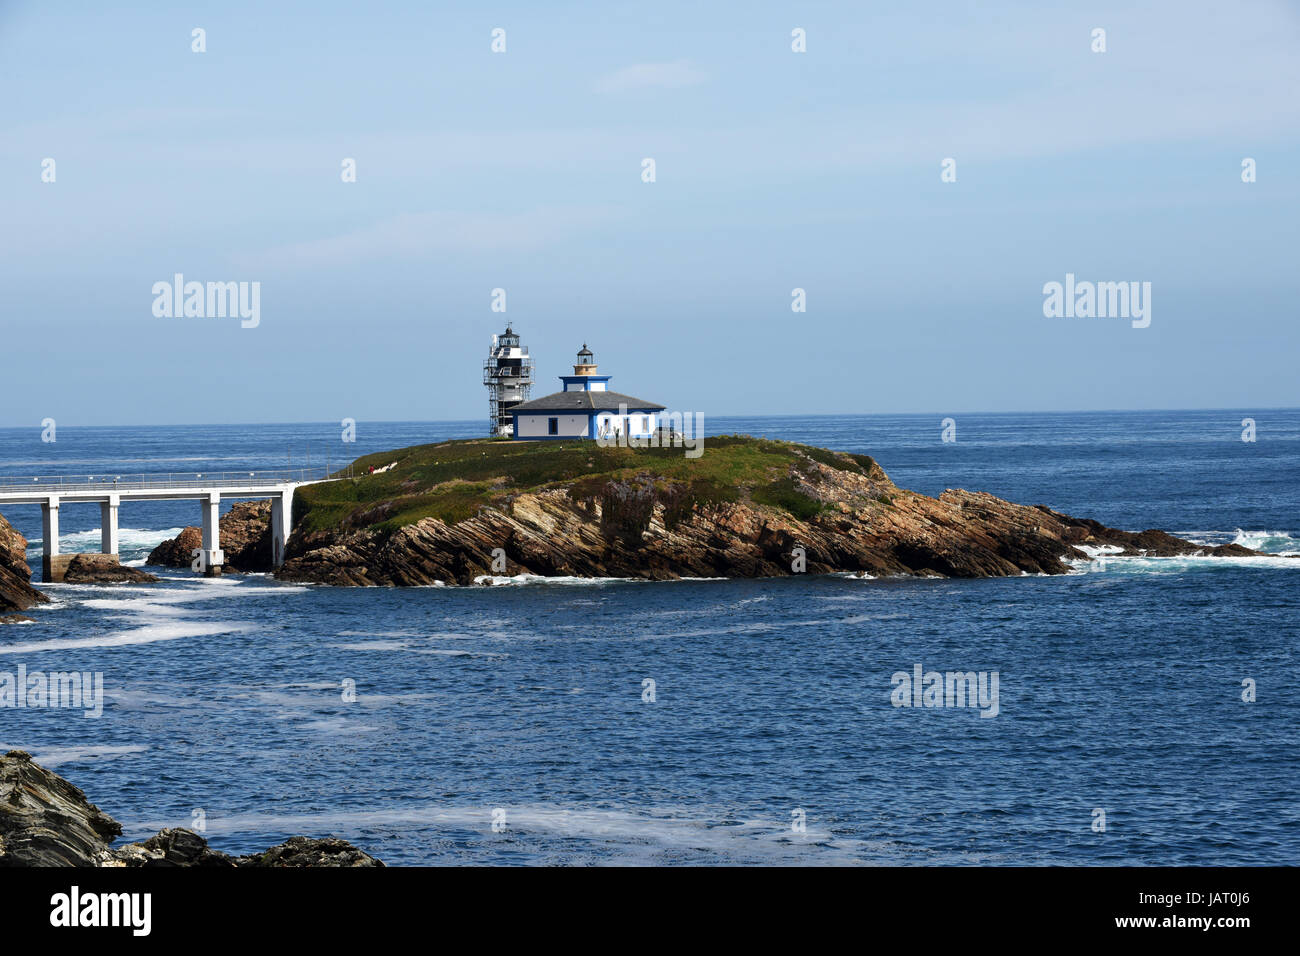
[595,60,708,94]
[240,206,619,270]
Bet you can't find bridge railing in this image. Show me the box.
[0,466,336,496]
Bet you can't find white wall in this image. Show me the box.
[594,411,657,437]
[516,413,590,438]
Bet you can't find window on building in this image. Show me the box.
[548,417,558,435]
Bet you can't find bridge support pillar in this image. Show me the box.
[270,487,294,567]
[199,492,224,577]
[41,496,60,582]
[100,495,120,555]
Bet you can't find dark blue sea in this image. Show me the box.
[0,411,1296,865]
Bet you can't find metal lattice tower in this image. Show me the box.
[483,324,534,436]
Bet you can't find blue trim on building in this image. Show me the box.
[559,375,612,392]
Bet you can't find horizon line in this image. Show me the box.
[1,406,1297,432]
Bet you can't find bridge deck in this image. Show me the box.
[0,469,334,504]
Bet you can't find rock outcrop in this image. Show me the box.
[0,751,382,867]
[0,750,122,866]
[60,554,159,584]
[0,513,47,618]
[237,836,384,868]
[110,826,238,867]
[276,444,1265,586]
[108,828,383,867]
[147,500,272,572]
[145,526,202,568]
[217,499,274,570]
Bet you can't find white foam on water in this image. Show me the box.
[299,717,380,735]
[473,573,640,587]
[72,580,311,611]
[1071,543,1125,559]
[104,689,202,710]
[352,692,439,706]
[1230,529,1300,555]
[416,648,505,658]
[0,744,148,767]
[335,639,411,652]
[1,579,267,654]
[121,803,889,863]
[517,685,583,694]
[337,629,419,639]
[1055,529,1300,575]
[25,527,186,559]
[235,688,341,709]
[0,619,256,655]
[231,583,312,595]
[336,630,479,641]
[79,588,224,611]
[1068,551,1300,575]
[332,639,505,658]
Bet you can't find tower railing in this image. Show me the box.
[484,367,535,384]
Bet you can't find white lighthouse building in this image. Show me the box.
[483,324,534,437]
[509,344,665,441]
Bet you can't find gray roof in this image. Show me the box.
[510,389,665,413]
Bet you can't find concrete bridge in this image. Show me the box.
[0,468,333,580]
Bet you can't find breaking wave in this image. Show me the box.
[1229,530,1300,555]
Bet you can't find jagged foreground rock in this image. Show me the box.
[0,751,382,867]
[273,437,1261,586]
[0,514,47,618]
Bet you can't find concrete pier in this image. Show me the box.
[100,494,119,556]
[40,496,59,583]
[199,492,224,576]
[270,486,294,567]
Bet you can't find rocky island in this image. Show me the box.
[5,436,1267,603]
[242,435,1258,586]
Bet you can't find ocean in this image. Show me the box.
[0,410,1296,865]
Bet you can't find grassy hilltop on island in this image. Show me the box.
[296,435,890,536]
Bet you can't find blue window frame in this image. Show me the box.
[548,417,558,435]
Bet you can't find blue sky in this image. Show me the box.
[2,0,1298,426]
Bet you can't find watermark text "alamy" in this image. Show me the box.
[0,665,103,718]
[596,406,705,458]
[152,274,260,328]
[891,664,999,718]
[1043,273,1150,328]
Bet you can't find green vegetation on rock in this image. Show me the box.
[294,434,889,535]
